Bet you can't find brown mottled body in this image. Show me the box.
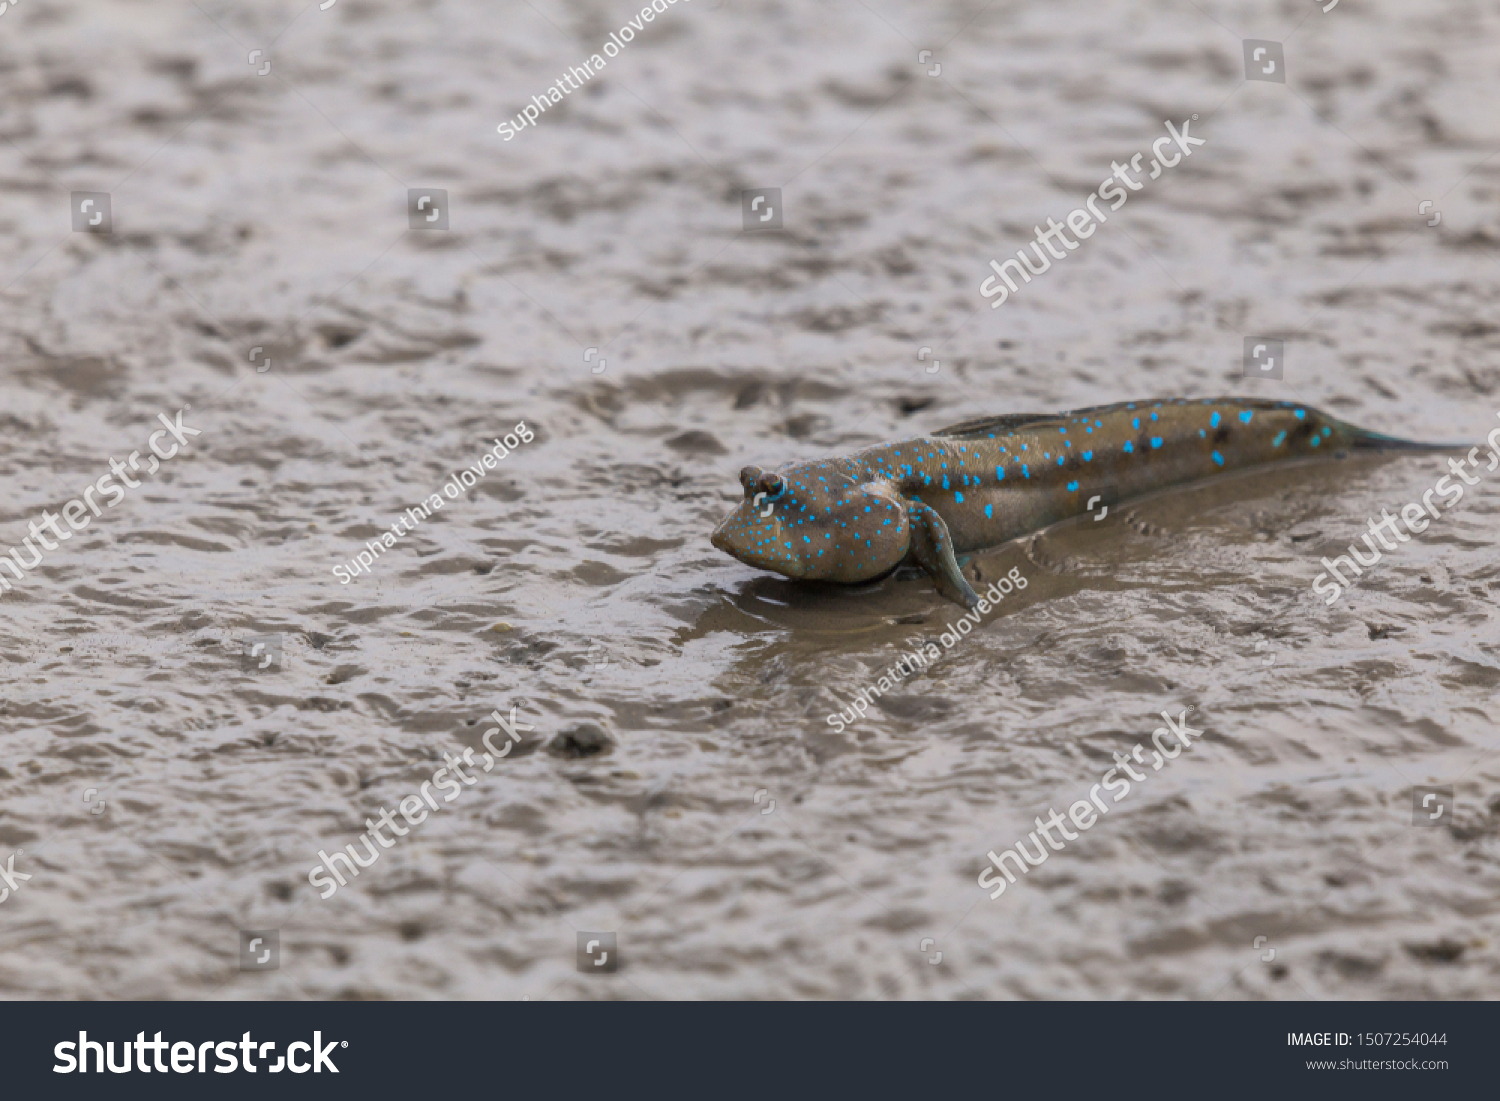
[712,397,1445,606]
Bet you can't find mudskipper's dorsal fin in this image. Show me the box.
[931,413,1063,440]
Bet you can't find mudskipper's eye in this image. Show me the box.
[764,476,786,500]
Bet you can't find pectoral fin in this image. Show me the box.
[906,500,980,608]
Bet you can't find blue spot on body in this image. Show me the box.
[1310,435,1321,447]
[1151,437,1162,449]
[984,504,993,518]
[1067,480,1079,491]
[1210,411,1221,428]
[1123,441,1134,453]
[1083,450,1093,460]
[995,465,1005,480]
[955,491,964,502]
[1272,430,1286,447]
[1294,409,1306,419]
[1239,410,1253,424]
[1057,456,1065,465]
[1132,418,1140,429]
[1023,465,1030,478]
[1212,451,1224,466]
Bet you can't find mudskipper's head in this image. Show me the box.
[711,462,910,583]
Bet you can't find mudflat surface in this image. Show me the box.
[3,0,1499,999]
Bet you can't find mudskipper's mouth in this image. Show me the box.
[711,507,784,572]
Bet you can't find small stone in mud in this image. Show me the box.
[1404,939,1465,964]
[782,413,825,438]
[665,429,725,456]
[734,382,766,409]
[548,724,615,758]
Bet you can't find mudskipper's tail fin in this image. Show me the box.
[1348,428,1470,452]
